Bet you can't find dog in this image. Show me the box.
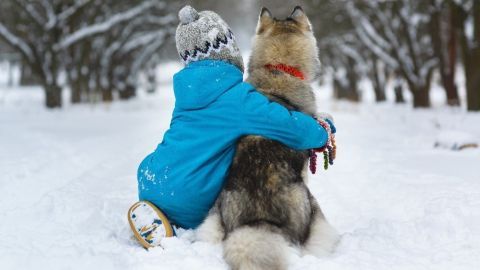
[196,6,339,270]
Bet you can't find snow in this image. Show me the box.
[57,0,161,50]
[0,63,479,270]
[435,130,479,150]
[348,1,436,87]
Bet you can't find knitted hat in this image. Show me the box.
[175,6,244,72]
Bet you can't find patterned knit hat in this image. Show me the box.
[175,5,244,72]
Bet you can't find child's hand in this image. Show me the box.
[309,112,337,174]
[315,112,336,134]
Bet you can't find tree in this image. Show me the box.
[451,0,480,111]
[429,0,460,106]
[64,0,176,103]
[347,0,437,108]
[320,34,362,102]
[0,0,174,108]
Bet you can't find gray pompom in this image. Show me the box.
[178,5,199,25]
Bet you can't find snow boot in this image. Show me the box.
[128,201,174,249]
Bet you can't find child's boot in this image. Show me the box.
[127,201,174,248]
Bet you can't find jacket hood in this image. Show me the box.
[173,60,243,110]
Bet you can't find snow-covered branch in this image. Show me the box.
[12,0,46,27]
[348,0,437,87]
[126,32,171,86]
[0,22,34,62]
[57,0,94,23]
[56,0,162,50]
[38,0,57,29]
[347,3,399,69]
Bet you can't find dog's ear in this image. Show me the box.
[289,6,312,31]
[256,7,273,34]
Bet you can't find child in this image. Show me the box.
[127,6,333,249]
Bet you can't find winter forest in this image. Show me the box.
[0,0,479,270]
[1,0,479,110]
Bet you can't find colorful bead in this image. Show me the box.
[323,151,328,170]
[327,145,334,165]
[308,116,337,174]
[309,149,317,174]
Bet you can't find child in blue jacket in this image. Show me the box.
[127,6,332,249]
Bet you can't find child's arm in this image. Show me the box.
[240,87,329,150]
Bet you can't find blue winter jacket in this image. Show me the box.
[138,60,328,229]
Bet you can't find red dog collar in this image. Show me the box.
[264,63,305,80]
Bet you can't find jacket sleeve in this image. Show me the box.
[240,86,328,150]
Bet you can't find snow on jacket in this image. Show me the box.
[137,60,328,229]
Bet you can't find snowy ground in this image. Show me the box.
[0,63,479,270]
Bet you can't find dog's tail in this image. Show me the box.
[223,225,289,270]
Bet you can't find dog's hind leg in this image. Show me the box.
[195,208,224,244]
[302,203,339,257]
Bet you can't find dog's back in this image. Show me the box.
[196,7,339,270]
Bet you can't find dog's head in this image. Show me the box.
[249,6,320,81]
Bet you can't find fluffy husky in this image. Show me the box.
[197,6,339,270]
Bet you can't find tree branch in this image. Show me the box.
[55,0,162,50]
[57,0,94,24]
[0,22,34,62]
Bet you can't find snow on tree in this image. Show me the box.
[347,0,438,108]
[61,0,176,103]
[319,34,361,102]
[0,0,176,108]
[321,32,391,103]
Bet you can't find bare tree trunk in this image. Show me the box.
[71,84,81,103]
[44,84,62,108]
[444,8,460,106]
[342,57,360,102]
[20,61,41,86]
[393,77,405,104]
[371,59,386,102]
[100,75,113,102]
[372,81,386,102]
[466,2,480,111]
[118,84,136,100]
[334,77,359,101]
[394,85,405,103]
[7,60,14,86]
[410,84,431,108]
[68,70,82,103]
[465,61,480,111]
[452,0,480,111]
[333,79,345,99]
[443,71,459,106]
[102,88,113,102]
[430,0,460,106]
[146,67,157,93]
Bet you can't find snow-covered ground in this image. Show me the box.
[0,63,479,270]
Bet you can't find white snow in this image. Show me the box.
[435,130,479,150]
[0,63,479,270]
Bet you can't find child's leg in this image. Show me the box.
[127,201,174,249]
